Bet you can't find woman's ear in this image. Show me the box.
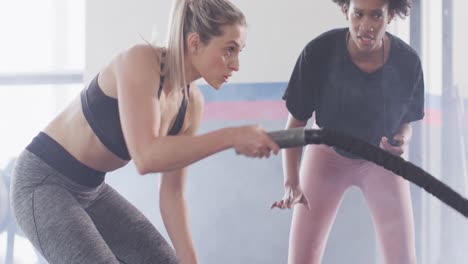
[342,4,349,20]
[186,32,200,54]
[388,10,395,24]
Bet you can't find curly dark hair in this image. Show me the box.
[332,0,412,18]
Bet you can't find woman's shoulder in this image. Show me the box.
[387,33,421,64]
[385,33,423,82]
[114,44,163,68]
[301,28,345,60]
[305,28,346,48]
[109,44,163,83]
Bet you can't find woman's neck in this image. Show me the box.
[183,55,200,84]
[347,32,386,63]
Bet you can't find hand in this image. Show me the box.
[271,184,310,210]
[380,135,407,156]
[232,125,280,158]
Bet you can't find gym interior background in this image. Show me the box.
[0,0,467,263]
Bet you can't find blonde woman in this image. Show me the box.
[10,0,279,263]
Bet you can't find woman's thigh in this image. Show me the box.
[359,163,417,264]
[11,150,119,264]
[87,184,179,264]
[13,183,120,264]
[288,145,354,263]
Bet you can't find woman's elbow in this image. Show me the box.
[134,157,150,175]
[132,153,156,175]
[133,154,169,175]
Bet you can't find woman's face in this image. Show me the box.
[190,24,246,89]
[344,0,394,52]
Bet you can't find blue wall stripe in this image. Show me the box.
[199,83,286,102]
[198,82,468,110]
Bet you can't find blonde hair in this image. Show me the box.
[164,0,246,95]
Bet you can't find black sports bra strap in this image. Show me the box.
[158,50,166,99]
[167,84,190,135]
[158,63,165,99]
[157,48,190,135]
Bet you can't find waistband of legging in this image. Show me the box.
[26,132,106,188]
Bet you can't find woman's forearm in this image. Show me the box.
[283,114,308,186]
[283,147,303,186]
[160,190,198,264]
[135,128,234,174]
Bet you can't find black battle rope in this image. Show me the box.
[268,127,468,218]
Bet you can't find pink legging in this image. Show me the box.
[288,145,417,264]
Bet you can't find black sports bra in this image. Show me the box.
[80,62,189,161]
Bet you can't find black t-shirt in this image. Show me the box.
[283,28,425,155]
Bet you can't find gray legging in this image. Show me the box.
[10,150,179,264]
